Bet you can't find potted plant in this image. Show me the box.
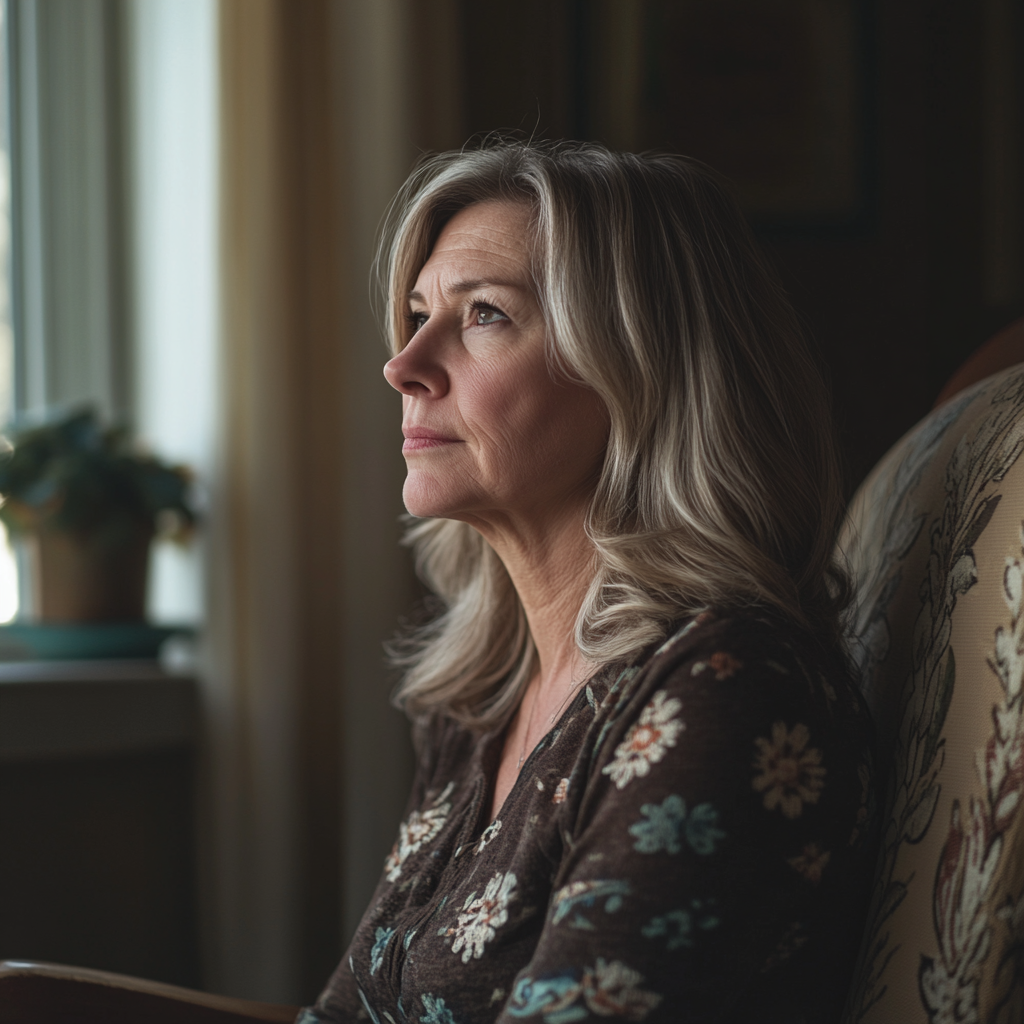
[0,407,195,623]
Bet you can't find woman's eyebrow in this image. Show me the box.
[406,279,525,303]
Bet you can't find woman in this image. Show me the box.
[304,142,875,1024]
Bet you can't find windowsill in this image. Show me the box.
[0,659,197,759]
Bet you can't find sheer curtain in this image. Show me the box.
[208,0,415,1002]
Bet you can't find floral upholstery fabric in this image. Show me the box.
[841,365,1024,1023]
[304,610,874,1024]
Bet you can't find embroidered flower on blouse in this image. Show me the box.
[551,879,630,929]
[690,651,744,680]
[449,871,517,963]
[384,782,454,882]
[786,842,831,885]
[508,958,661,1022]
[752,721,826,819]
[642,899,720,950]
[628,794,725,855]
[369,925,394,975]
[584,959,663,1020]
[552,777,569,804]
[654,610,714,656]
[602,691,685,789]
[761,921,809,973]
[420,993,458,1024]
[475,819,502,854]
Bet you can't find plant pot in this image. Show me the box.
[26,524,153,623]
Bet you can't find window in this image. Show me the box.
[1,0,217,627]
[0,0,17,621]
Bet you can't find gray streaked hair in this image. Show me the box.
[379,140,849,729]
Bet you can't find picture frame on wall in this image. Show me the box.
[584,0,875,235]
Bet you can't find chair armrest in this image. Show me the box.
[0,960,300,1024]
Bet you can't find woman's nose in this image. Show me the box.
[383,332,449,398]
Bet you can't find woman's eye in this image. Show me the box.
[406,311,428,333]
[475,306,508,326]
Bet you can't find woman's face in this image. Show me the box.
[384,200,609,535]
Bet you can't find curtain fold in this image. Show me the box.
[204,0,416,1003]
[329,0,420,952]
[207,0,303,1001]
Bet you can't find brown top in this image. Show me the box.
[302,609,876,1024]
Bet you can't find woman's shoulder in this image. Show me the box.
[587,608,872,782]
[646,605,843,668]
[574,608,876,864]
[638,606,859,706]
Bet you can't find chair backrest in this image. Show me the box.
[840,364,1024,1023]
[0,959,299,1024]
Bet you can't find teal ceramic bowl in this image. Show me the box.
[0,622,192,661]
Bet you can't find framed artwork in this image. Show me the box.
[584,0,875,234]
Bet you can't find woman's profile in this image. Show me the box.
[303,141,875,1024]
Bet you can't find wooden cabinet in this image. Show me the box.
[0,661,201,987]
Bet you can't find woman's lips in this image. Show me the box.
[402,429,462,453]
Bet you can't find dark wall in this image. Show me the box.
[767,0,1023,488]
[0,748,200,986]
[411,0,1024,493]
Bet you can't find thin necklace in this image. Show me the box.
[515,687,539,771]
[515,670,589,771]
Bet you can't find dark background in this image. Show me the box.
[410,0,1024,493]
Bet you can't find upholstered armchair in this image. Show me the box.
[841,363,1024,1022]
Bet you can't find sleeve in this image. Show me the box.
[494,635,872,1024]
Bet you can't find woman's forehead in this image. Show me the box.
[411,201,535,298]
[432,201,532,261]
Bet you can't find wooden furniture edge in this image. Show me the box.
[0,960,299,1022]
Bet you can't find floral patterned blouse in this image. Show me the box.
[302,609,876,1024]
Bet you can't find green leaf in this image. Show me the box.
[0,405,196,536]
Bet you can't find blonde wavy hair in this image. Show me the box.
[380,140,849,729]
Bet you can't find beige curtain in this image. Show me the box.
[203,0,416,1003]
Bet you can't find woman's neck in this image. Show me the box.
[479,505,595,691]
[476,504,598,821]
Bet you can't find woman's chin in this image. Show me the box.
[402,478,468,520]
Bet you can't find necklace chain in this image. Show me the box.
[515,671,588,771]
